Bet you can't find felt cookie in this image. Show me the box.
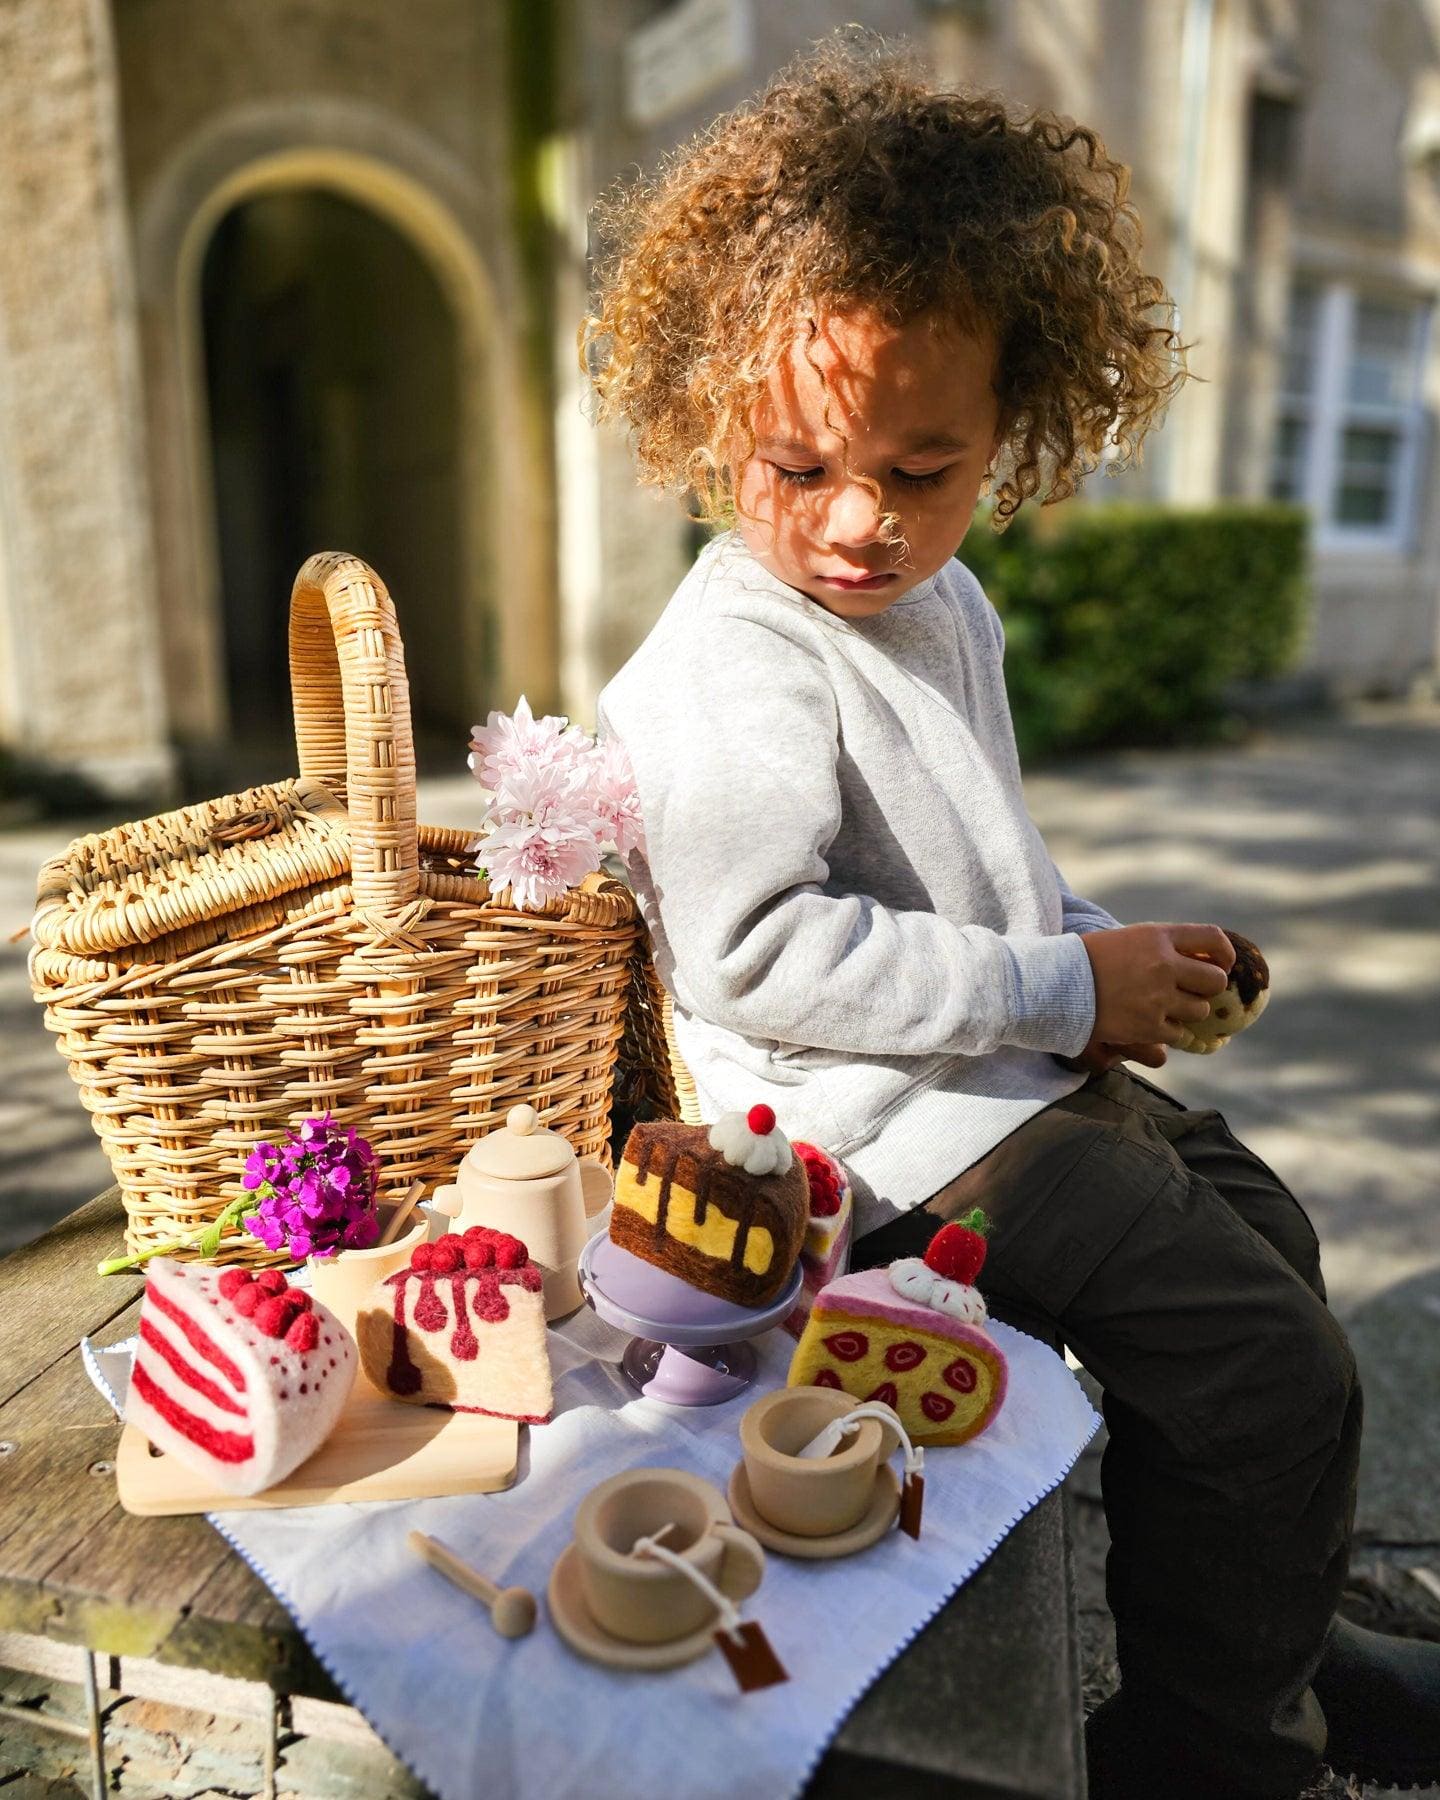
[1174,928,1270,1054]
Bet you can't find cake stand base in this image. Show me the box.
[579,1233,802,1409]
[620,1337,759,1405]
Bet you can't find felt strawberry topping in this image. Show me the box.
[924,1209,991,1286]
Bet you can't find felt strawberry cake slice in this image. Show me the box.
[787,1211,1007,1446]
[781,1141,854,1340]
[356,1227,553,1423]
[124,1259,356,1496]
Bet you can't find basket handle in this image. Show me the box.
[289,552,420,914]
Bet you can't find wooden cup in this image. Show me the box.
[308,1219,430,1355]
[740,1386,899,1538]
[572,1468,764,1645]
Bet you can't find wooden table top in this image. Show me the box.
[0,1189,336,1695]
[0,1190,1085,1799]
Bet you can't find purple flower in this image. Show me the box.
[239,1114,380,1263]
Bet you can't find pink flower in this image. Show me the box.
[589,735,646,857]
[468,694,593,793]
[481,816,603,911]
[490,759,602,834]
[464,701,646,902]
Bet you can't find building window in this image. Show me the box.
[1270,279,1432,551]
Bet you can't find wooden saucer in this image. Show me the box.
[727,1461,900,1559]
[547,1543,721,1671]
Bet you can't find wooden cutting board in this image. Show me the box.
[115,1371,520,1515]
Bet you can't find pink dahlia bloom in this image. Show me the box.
[465,699,645,903]
[468,694,593,794]
[479,761,604,910]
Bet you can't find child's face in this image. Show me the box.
[731,307,1006,620]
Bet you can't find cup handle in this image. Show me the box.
[714,1523,765,1604]
[431,1184,462,1220]
[579,1160,613,1220]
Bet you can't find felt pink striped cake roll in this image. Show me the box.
[124,1258,356,1495]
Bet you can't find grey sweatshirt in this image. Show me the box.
[595,529,1121,1237]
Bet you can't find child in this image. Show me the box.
[583,30,1438,1800]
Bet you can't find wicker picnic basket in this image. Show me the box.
[28,551,681,1263]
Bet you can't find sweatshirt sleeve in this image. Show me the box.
[1052,859,1124,935]
[599,611,1096,1061]
[972,574,1121,942]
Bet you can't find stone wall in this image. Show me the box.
[0,0,170,797]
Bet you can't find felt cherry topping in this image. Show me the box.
[231,1281,262,1317]
[218,1266,306,1331]
[794,1142,844,1217]
[493,1234,527,1270]
[408,1226,531,1275]
[254,1293,304,1339]
[747,1103,776,1135]
[924,1209,991,1286]
[430,1239,464,1275]
[287,1311,320,1353]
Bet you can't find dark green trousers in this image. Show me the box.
[853,1066,1361,1800]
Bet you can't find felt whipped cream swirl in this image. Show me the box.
[889,1258,989,1325]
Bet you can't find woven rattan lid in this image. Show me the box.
[466,1105,576,1179]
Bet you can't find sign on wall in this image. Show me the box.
[625,0,753,129]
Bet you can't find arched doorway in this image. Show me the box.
[201,186,467,782]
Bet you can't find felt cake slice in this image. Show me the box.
[610,1104,808,1308]
[357,1227,552,1423]
[787,1215,1007,1447]
[124,1259,356,1497]
[782,1141,854,1340]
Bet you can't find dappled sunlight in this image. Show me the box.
[1028,702,1440,1322]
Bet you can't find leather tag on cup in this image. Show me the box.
[899,1470,925,1540]
[714,1620,788,1692]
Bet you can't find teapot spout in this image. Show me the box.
[431,1183,463,1220]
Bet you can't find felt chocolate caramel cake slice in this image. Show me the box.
[610,1105,808,1308]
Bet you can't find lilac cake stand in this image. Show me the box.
[578,1231,803,1406]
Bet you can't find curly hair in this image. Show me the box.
[577,26,1193,535]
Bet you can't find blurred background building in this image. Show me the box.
[0,0,1437,799]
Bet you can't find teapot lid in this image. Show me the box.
[466,1104,576,1179]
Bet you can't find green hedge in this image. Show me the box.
[957,502,1310,764]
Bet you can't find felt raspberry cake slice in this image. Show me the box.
[356,1228,553,1423]
[124,1259,356,1496]
[787,1214,1008,1446]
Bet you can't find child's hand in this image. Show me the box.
[1055,1035,1168,1076]
[1080,923,1235,1049]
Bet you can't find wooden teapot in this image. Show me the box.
[430,1104,612,1319]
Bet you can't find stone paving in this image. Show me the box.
[1022,696,1440,1798]
[2,695,1437,1796]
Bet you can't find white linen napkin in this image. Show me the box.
[85,1304,1098,1800]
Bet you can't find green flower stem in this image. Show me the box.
[97,1236,192,1278]
[97,1193,257,1278]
